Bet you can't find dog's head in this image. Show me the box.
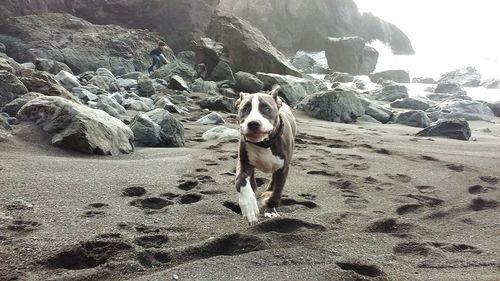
[235,85,282,143]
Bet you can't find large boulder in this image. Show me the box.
[298,89,364,123]
[390,98,430,111]
[96,96,129,123]
[18,96,134,154]
[256,72,317,105]
[199,96,236,113]
[434,100,495,121]
[0,13,174,74]
[0,70,28,107]
[88,68,119,92]
[486,101,500,117]
[197,112,225,125]
[360,98,394,123]
[137,77,156,97]
[438,66,482,87]
[54,70,81,91]
[122,99,151,112]
[207,12,301,77]
[202,126,239,141]
[290,51,329,74]
[15,68,79,103]
[369,70,410,83]
[371,82,409,102]
[35,58,72,75]
[218,0,414,54]
[481,78,500,89]
[146,109,185,147]
[416,119,471,141]
[325,37,378,75]
[190,79,218,93]
[235,72,264,93]
[2,92,43,117]
[434,82,467,95]
[395,110,431,128]
[151,61,197,83]
[325,72,354,83]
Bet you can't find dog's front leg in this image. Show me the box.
[235,161,259,224]
[262,166,289,218]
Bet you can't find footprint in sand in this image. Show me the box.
[7,220,41,232]
[416,185,437,193]
[469,197,499,211]
[445,163,465,172]
[342,162,370,171]
[336,262,384,278]
[178,193,202,204]
[123,186,147,197]
[421,155,440,161]
[134,234,169,248]
[394,241,482,256]
[253,217,326,233]
[130,197,173,210]
[177,180,199,191]
[468,185,497,194]
[385,173,412,183]
[479,176,499,185]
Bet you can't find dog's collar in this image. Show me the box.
[245,116,284,149]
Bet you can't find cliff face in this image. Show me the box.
[218,0,414,54]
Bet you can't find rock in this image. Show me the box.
[438,66,481,87]
[412,77,437,84]
[360,98,394,123]
[256,72,317,106]
[290,51,329,74]
[0,13,174,74]
[154,97,183,113]
[120,72,143,80]
[16,68,79,102]
[71,87,98,104]
[88,68,119,92]
[210,60,235,81]
[196,112,225,125]
[219,0,414,54]
[416,119,471,141]
[202,126,239,141]
[192,37,227,80]
[146,109,185,147]
[357,114,382,124]
[21,62,36,70]
[434,82,467,95]
[0,43,5,53]
[18,96,134,154]
[325,37,378,75]
[486,101,500,117]
[371,82,409,102]
[177,51,196,66]
[199,96,236,113]
[298,89,364,123]
[54,70,81,91]
[390,98,430,111]
[395,110,431,128]
[1,92,43,117]
[169,75,189,91]
[129,113,163,147]
[0,114,12,130]
[137,77,156,97]
[96,96,129,123]
[116,78,137,90]
[207,12,301,77]
[481,78,500,89]
[123,99,151,112]
[235,72,264,93]
[35,58,72,75]
[325,72,354,83]
[140,98,154,109]
[110,92,124,105]
[0,70,28,107]
[369,70,410,83]
[151,61,197,84]
[436,100,495,121]
[190,79,218,93]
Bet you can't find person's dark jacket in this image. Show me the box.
[150,47,164,56]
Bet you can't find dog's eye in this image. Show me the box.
[242,105,250,112]
[264,106,271,112]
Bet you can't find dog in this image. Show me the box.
[234,85,296,223]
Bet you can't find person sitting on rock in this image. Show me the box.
[148,41,170,74]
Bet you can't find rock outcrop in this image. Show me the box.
[299,89,364,123]
[256,73,317,106]
[438,67,482,87]
[416,119,471,141]
[325,37,378,75]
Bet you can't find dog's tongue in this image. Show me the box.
[246,132,267,142]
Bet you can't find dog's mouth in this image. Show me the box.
[244,131,269,142]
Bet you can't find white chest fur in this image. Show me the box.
[246,144,284,174]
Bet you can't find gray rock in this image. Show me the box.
[35,58,73,75]
[88,68,119,92]
[71,87,99,103]
[357,114,382,124]
[371,82,409,102]
[146,109,185,147]
[256,72,317,105]
[290,52,329,74]
[202,126,239,141]
[2,92,43,117]
[140,97,154,109]
[123,99,151,112]
[116,78,137,90]
[199,96,236,113]
[481,78,500,89]
[438,66,481,87]
[412,77,437,84]
[486,101,500,117]
[0,43,5,53]
[0,114,12,130]
[137,77,156,97]
[211,61,235,81]
[416,119,471,141]
[434,82,467,95]
[436,100,495,121]
[325,37,378,75]
[154,96,183,113]
[21,62,36,70]
[197,112,225,125]
[395,110,431,128]
[120,72,143,80]
[110,92,124,105]
[235,72,264,93]
[177,51,196,66]
[390,98,430,111]
[207,12,301,77]
[151,61,197,83]
[96,95,129,123]
[360,98,394,123]
[298,89,365,123]
[0,70,29,107]
[129,113,163,147]
[325,72,354,83]
[16,69,79,103]
[191,79,218,93]
[54,70,81,91]
[359,46,379,75]
[369,70,410,83]
[18,96,134,155]
[169,75,189,91]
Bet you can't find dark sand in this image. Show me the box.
[1,110,499,281]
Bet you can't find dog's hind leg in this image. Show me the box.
[262,166,289,217]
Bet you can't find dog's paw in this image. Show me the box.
[264,208,280,218]
[239,181,259,223]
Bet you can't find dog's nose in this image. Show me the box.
[247,121,261,130]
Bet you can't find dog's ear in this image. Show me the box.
[235,92,248,110]
[269,84,282,108]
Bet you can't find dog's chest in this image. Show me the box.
[246,145,284,174]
